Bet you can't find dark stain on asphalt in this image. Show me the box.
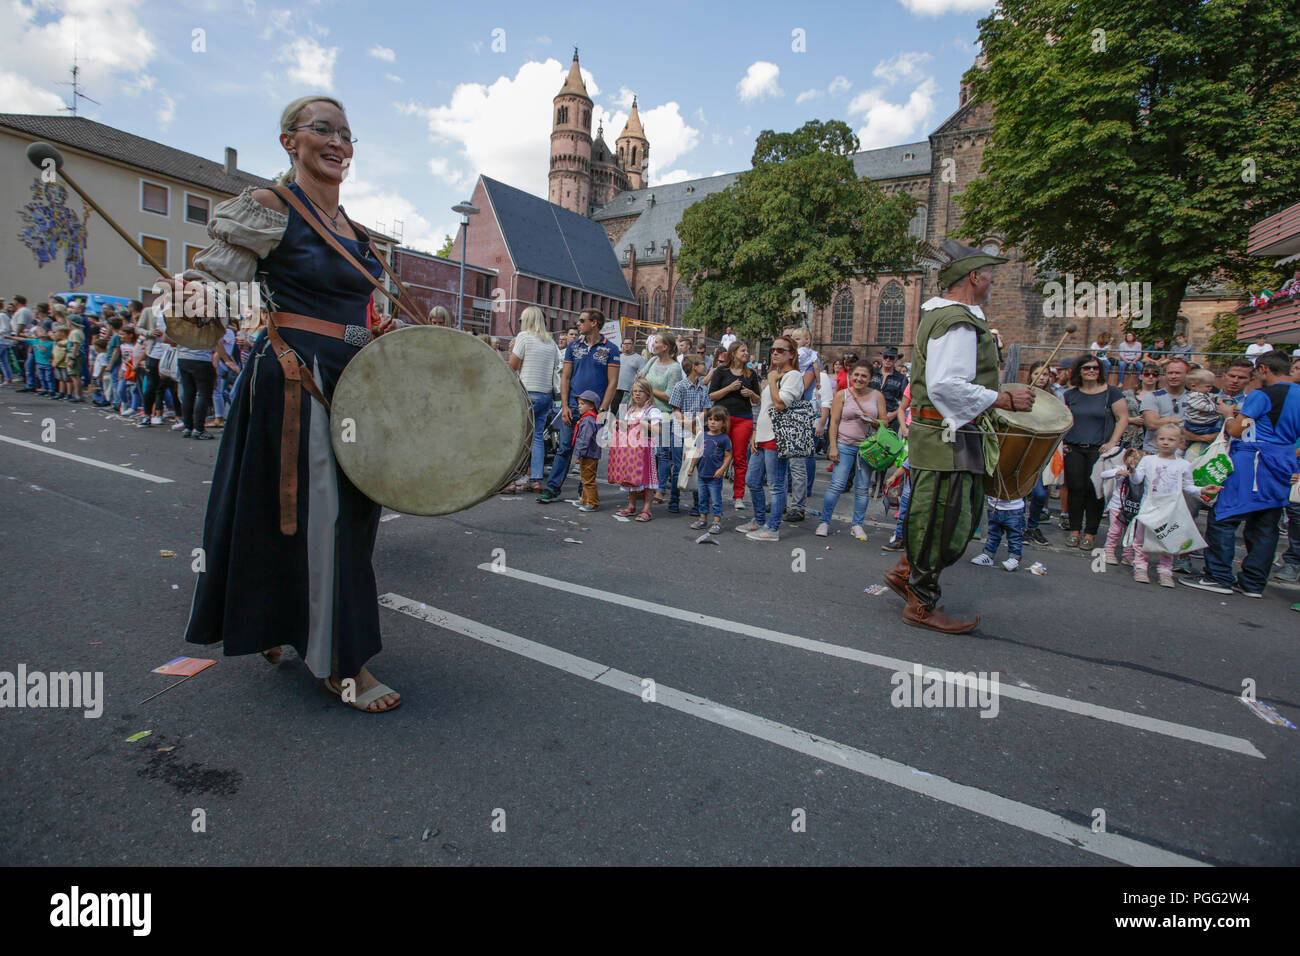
[1054,808,1236,867]
[138,748,243,796]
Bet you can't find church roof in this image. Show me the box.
[557,52,591,101]
[592,125,617,167]
[593,141,932,262]
[0,113,272,195]
[480,175,634,301]
[618,98,646,141]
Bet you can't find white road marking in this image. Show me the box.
[380,593,1208,867]
[475,564,1264,759]
[0,433,172,483]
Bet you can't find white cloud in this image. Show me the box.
[873,51,933,85]
[710,170,727,177]
[736,61,782,103]
[262,9,292,40]
[157,92,176,126]
[369,45,396,62]
[411,58,680,198]
[278,36,339,90]
[828,75,852,95]
[534,35,552,45]
[695,107,707,125]
[0,0,159,115]
[848,77,939,148]
[341,172,452,255]
[654,168,702,186]
[795,89,820,105]
[611,86,636,110]
[427,156,474,191]
[897,0,995,15]
[386,73,403,84]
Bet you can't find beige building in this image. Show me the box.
[1,114,397,309]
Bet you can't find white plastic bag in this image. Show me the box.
[159,345,179,381]
[1136,492,1206,554]
[1188,427,1232,486]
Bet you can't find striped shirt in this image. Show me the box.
[669,377,712,431]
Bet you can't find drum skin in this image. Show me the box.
[330,326,532,515]
[990,384,1073,500]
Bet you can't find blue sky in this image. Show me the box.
[3,0,994,252]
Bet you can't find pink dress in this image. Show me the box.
[607,404,661,491]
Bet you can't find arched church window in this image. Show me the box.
[651,288,665,324]
[557,106,569,125]
[878,282,905,345]
[637,289,649,321]
[831,290,854,344]
[583,110,590,127]
[630,146,637,166]
[908,205,927,239]
[672,283,691,323]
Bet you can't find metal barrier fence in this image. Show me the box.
[1000,343,1296,386]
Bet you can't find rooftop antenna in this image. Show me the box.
[58,29,99,117]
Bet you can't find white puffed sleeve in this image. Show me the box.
[183,188,288,286]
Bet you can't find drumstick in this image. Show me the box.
[1033,323,1078,388]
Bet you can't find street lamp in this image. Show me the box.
[451,201,480,331]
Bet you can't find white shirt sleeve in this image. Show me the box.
[779,369,802,405]
[925,324,999,427]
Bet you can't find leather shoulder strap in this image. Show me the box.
[270,185,426,327]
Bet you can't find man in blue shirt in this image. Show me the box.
[1184,352,1300,597]
[538,309,619,503]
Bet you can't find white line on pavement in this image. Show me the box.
[380,593,1208,867]
[474,563,1264,760]
[0,433,173,484]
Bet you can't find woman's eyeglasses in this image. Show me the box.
[1080,365,1101,372]
[770,346,791,353]
[289,122,357,144]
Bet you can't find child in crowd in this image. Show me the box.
[1100,448,1146,566]
[1130,424,1220,587]
[610,379,661,522]
[970,494,1027,571]
[1181,368,1222,452]
[30,328,55,396]
[572,390,603,513]
[50,327,69,400]
[687,407,733,534]
[669,355,711,516]
[90,337,110,404]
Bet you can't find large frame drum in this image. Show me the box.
[329,326,532,515]
[989,385,1073,500]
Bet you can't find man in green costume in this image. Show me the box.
[882,239,1035,633]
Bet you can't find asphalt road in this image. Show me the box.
[1,386,1296,866]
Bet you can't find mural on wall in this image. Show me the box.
[17,179,89,287]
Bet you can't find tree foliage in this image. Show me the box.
[436,234,455,258]
[959,0,1300,342]
[1204,311,1245,356]
[676,120,918,341]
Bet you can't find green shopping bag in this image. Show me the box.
[1190,427,1233,487]
[859,424,906,471]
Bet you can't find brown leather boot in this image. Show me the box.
[902,593,979,634]
[883,555,912,601]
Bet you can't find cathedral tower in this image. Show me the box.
[616,97,649,191]
[549,49,593,215]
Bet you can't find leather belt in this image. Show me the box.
[265,313,353,537]
[270,312,372,348]
[917,407,945,421]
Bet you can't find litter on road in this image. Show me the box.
[125,731,152,742]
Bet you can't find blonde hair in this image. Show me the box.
[790,327,810,346]
[428,305,450,325]
[658,331,678,359]
[519,306,552,343]
[1185,368,1215,388]
[629,378,653,405]
[276,95,346,185]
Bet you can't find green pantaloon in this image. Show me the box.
[904,468,985,609]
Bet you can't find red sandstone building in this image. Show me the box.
[1242,201,1300,342]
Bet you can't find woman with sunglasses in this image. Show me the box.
[1061,355,1129,549]
[737,335,803,540]
[1123,364,1161,449]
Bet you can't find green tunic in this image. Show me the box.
[908,304,1000,473]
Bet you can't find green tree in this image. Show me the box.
[959,0,1300,343]
[1204,311,1245,356]
[436,234,455,258]
[675,120,917,342]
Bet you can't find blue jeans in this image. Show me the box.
[656,419,682,507]
[820,442,870,526]
[37,365,55,393]
[747,446,789,531]
[527,391,552,481]
[0,343,12,383]
[544,399,579,496]
[983,505,1026,558]
[1027,478,1048,530]
[25,349,37,389]
[893,474,912,540]
[698,477,723,518]
[1117,360,1143,379]
[1203,506,1282,593]
[1284,501,1300,569]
